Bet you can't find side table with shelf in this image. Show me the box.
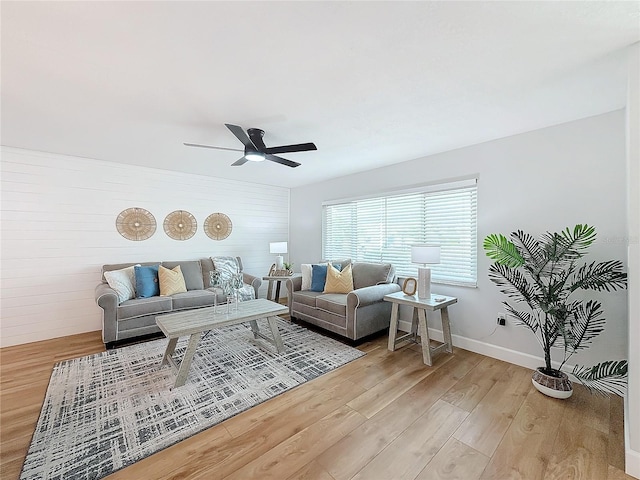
[383,291,457,366]
[262,274,298,304]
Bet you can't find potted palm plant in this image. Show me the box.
[483,224,628,398]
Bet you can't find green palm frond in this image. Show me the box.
[571,360,628,396]
[511,230,545,271]
[483,234,524,268]
[570,260,627,293]
[503,304,539,335]
[546,265,575,303]
[562,224,597,250]
[542,224,596,263]
[553,300,581,348]
[488,263,538,305]
[567,300,605,351]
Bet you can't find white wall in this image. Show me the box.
[0,147,289,347]
[625,42,640,478]
[290,110,628,371]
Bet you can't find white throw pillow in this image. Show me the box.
[104,266,137,303]
[300,263,312,290]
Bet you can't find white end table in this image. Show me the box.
[384,291,457,366]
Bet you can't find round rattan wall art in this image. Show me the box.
[115,207,157,241]
[204,212,232,240]
[163,210,197,240]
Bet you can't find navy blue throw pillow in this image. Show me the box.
[135,265,160,298]
[310,263,342,292]
[310,264,328,292]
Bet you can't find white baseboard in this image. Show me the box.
[624,395,640,479]
[398,320,550,371]
[626,449,640,479]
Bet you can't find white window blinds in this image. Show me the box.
[322,179,477,287]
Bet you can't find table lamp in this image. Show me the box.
[411,244,441,299]
[269,241,287,270]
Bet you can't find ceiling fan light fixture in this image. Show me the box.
[184,124,315,168]
[245,152,265,162]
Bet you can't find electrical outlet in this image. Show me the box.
[497,313,507,326]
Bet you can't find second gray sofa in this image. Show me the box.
[285,261,401,341]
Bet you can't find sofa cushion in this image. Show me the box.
[300,264,313,290]
[324,264,353,294]
[159,265,187,296]
[162,260,204,290]
[104,265,137,303]
[316,294,348,317]
[117,296,172,321]
[135,265,160,298]
[292,303,348,330]
[322,258,352,268]
[208,270,222,288]
[292,290,325,308]
[352,262,393,290]
[310,264,329,292]
[311,263,343,292]
[171,290,217,310]
[102,262,158,282]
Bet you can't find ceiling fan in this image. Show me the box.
[184,124,317,168]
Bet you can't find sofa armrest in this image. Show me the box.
[95,283,118,344]
[285,276,302,293]
[96,283,118,309]
[284,276,303,311]
[242,272,262,299]
[347,283,402,309]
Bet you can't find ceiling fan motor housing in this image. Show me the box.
[244,129,264,160]
[247,128,265,140]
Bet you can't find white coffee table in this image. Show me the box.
[156,298,288,388]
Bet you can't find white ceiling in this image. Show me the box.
[1,1,639,188]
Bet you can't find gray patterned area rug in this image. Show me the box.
[20,318,364,480]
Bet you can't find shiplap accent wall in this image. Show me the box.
[0,147,289,347]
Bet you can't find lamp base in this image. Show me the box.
[417,266,432,299]
[275,255,284,270]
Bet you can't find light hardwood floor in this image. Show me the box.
[0,327,633,480]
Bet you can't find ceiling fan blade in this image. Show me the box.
[184,142,243,152]
[225,124,257,149]
[265,154,301,168]
[264,143,317,155]
[231,156,249,166]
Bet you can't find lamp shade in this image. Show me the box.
[269,242,288,254]
[411,244,441,265]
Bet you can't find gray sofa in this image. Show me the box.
[95,257,261,348]
[285,261,401,341]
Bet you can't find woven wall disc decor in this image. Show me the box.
[204,212,232,240]
[163,210,197,240]
[115,207,157,241]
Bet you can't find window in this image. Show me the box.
[322,178,477,287]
